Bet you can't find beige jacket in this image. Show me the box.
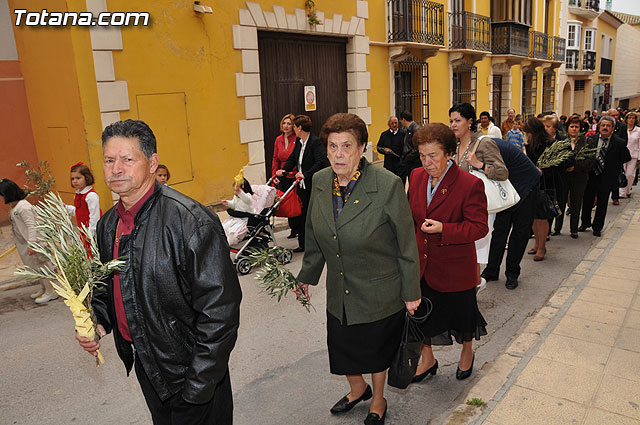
[9,199,45,268]
[457,133,509,181]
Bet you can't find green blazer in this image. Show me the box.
[297,159,421,325]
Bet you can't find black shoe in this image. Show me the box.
[570,233,579,239]
[330,385,372,414]
[593,230,602,237]
[578,225,590,232]
[551,230,561,236]
[505,279,518,290]
[566,208,571,215]
[456,354,475,380]
[364,400,387,425]
[287,231,297,239]
[411,360,438,383]
[293,247,305,253]
[480,272,498,282]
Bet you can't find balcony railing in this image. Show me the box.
[529,30,549,59]
[448,11,491,51]
[568,0,600,10]
[491,22,529,57]
[566,49,596,71]
[387,0,445,45]
[552,36,566,61]
[600,57,612,75]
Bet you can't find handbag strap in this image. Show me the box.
[469,135,488,157]
[406,296,433,324]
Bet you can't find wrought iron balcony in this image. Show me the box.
[387,0,445,45]
[448,11,491,51]
[600,57,612,75]
[529,30,549,60]
[552,36,566,62]
[568,0,600,19]
[491,22,529,57]
[565,49,596,72]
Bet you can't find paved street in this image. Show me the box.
[0,198,633,425]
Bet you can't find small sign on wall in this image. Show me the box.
[304,86,316,112]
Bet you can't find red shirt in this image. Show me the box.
[112,184,155,342]
[272,133,297,178]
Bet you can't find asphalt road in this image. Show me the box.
[0,199,629,425]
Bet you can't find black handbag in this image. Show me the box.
[540,189,562,219]
[618,167,628,188]
[387,297,432,390]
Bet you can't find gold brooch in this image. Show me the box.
[441,189,447,195]
[354,200,359,204]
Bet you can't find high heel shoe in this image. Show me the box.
[456,354,475,380]
[411,359,438,383]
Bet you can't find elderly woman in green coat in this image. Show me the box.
[298,113,421,425]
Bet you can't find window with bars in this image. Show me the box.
[394,56,430,125]
[452,64,477,109]
[542,70,556,114]
[521,69,537,118]
[575,80,585,91]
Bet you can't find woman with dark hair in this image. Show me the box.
[0,179,58,303]
[449,103,508,291]
[408,123,488,382]
[271,113,300,239]
[556,115,596,238]
[522,117,573,259]
[298,113,421,425]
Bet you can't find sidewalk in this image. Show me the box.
[441,201,640,425]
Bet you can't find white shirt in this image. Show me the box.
[297,135,309,189]
[65,185,100,234]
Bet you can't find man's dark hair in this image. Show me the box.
[102,120,157,159]
[293,115,312,132]
[0,179,27,204]
[320,113,368,150]
[584,110,591,116]
[479,111,491,120]
[449,103,478,132]
[400,111,413,122]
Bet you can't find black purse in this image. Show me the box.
[540,189,561,219]
[618,167,628,188]
[387,297,432,390]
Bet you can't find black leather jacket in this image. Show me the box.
[92,183,242,404]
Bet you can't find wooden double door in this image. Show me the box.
[258,31,348,176]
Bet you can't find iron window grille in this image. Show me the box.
[542,70,556,114]
[452,63,477,110]
[387,0,445,45]
[394,56,430,125]
[522,69,537,119]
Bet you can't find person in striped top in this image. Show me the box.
[506,114,525,152]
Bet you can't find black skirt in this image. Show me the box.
[326,308,405,375]
[420,279,487,346]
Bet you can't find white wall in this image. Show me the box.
[0,0,18,60]
[612,23,640,104]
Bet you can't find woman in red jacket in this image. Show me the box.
[408,123,489,382]
[271,113,300,238]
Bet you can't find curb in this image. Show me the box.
[437,198,639,425]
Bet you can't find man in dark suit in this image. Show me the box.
[376,116,406,181]
[481,138,542,290]
[275,114,329,252]
[607,109,629,204]
[579,116,631,237]
[399,111,421,183]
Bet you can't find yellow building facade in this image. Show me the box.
[9,0,565,211]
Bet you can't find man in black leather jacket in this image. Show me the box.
[76,120,242,424]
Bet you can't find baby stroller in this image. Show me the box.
[229,177,301,275]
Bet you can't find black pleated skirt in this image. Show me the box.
[326,308,405,375]
[420,279,487,346]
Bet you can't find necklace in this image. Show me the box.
[456,140,472,165]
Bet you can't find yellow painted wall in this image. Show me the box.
[9,0,106,209]
[367,45,392,145]
[428,52,452,125]
[475,57,492,114]
[595,18,617,83]
[511,64,522,113]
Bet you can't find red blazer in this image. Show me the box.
[271,133,297,178]
[408,162,488,292]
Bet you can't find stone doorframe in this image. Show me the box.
[233,1,372,184]
[490,62,513,123]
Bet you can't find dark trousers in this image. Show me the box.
[611,187,619,201]
[580,173,610,232]
[553,174,569,233]
[295,187,311,249]
[555,172,589,234]
[135,356,233,425]
[483,187,536,281]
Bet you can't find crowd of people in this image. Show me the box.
[0,102,638,425]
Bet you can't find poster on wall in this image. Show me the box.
[304,86,317,112]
